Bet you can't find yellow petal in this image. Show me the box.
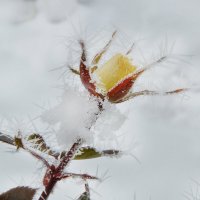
[94,54,136,92]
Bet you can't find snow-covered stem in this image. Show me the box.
[57,138,83,172]
[38,138,83,200]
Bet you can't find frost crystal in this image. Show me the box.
[41,88,99,148]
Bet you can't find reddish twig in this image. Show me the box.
[61,172,99,181]
[38,138,83,200]
[14,134,52,169]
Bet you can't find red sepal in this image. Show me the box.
[80,62,104,99]
[107,76,134,102]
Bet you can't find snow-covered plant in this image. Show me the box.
[0,30,188,200]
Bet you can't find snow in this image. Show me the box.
[94,102,126,143]
[41,87,99,148]
[1,0,200,200]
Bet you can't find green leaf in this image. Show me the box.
[74,147,121,160]
[74,147,102,160]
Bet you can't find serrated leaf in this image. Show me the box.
[26,133,58,158]
[74,147,102,160]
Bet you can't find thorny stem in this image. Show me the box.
[38,138,83,200]
[38,180,56,200]
[37,98,104,200]
[25,145,51,168]
[57,138,82,172]
[14,133,52,169]
[0,38,108,199]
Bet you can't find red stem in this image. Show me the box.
[38,138,82,200]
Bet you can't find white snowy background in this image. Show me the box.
[1,0,200,200]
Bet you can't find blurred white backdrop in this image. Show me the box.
[1,0,200,200]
